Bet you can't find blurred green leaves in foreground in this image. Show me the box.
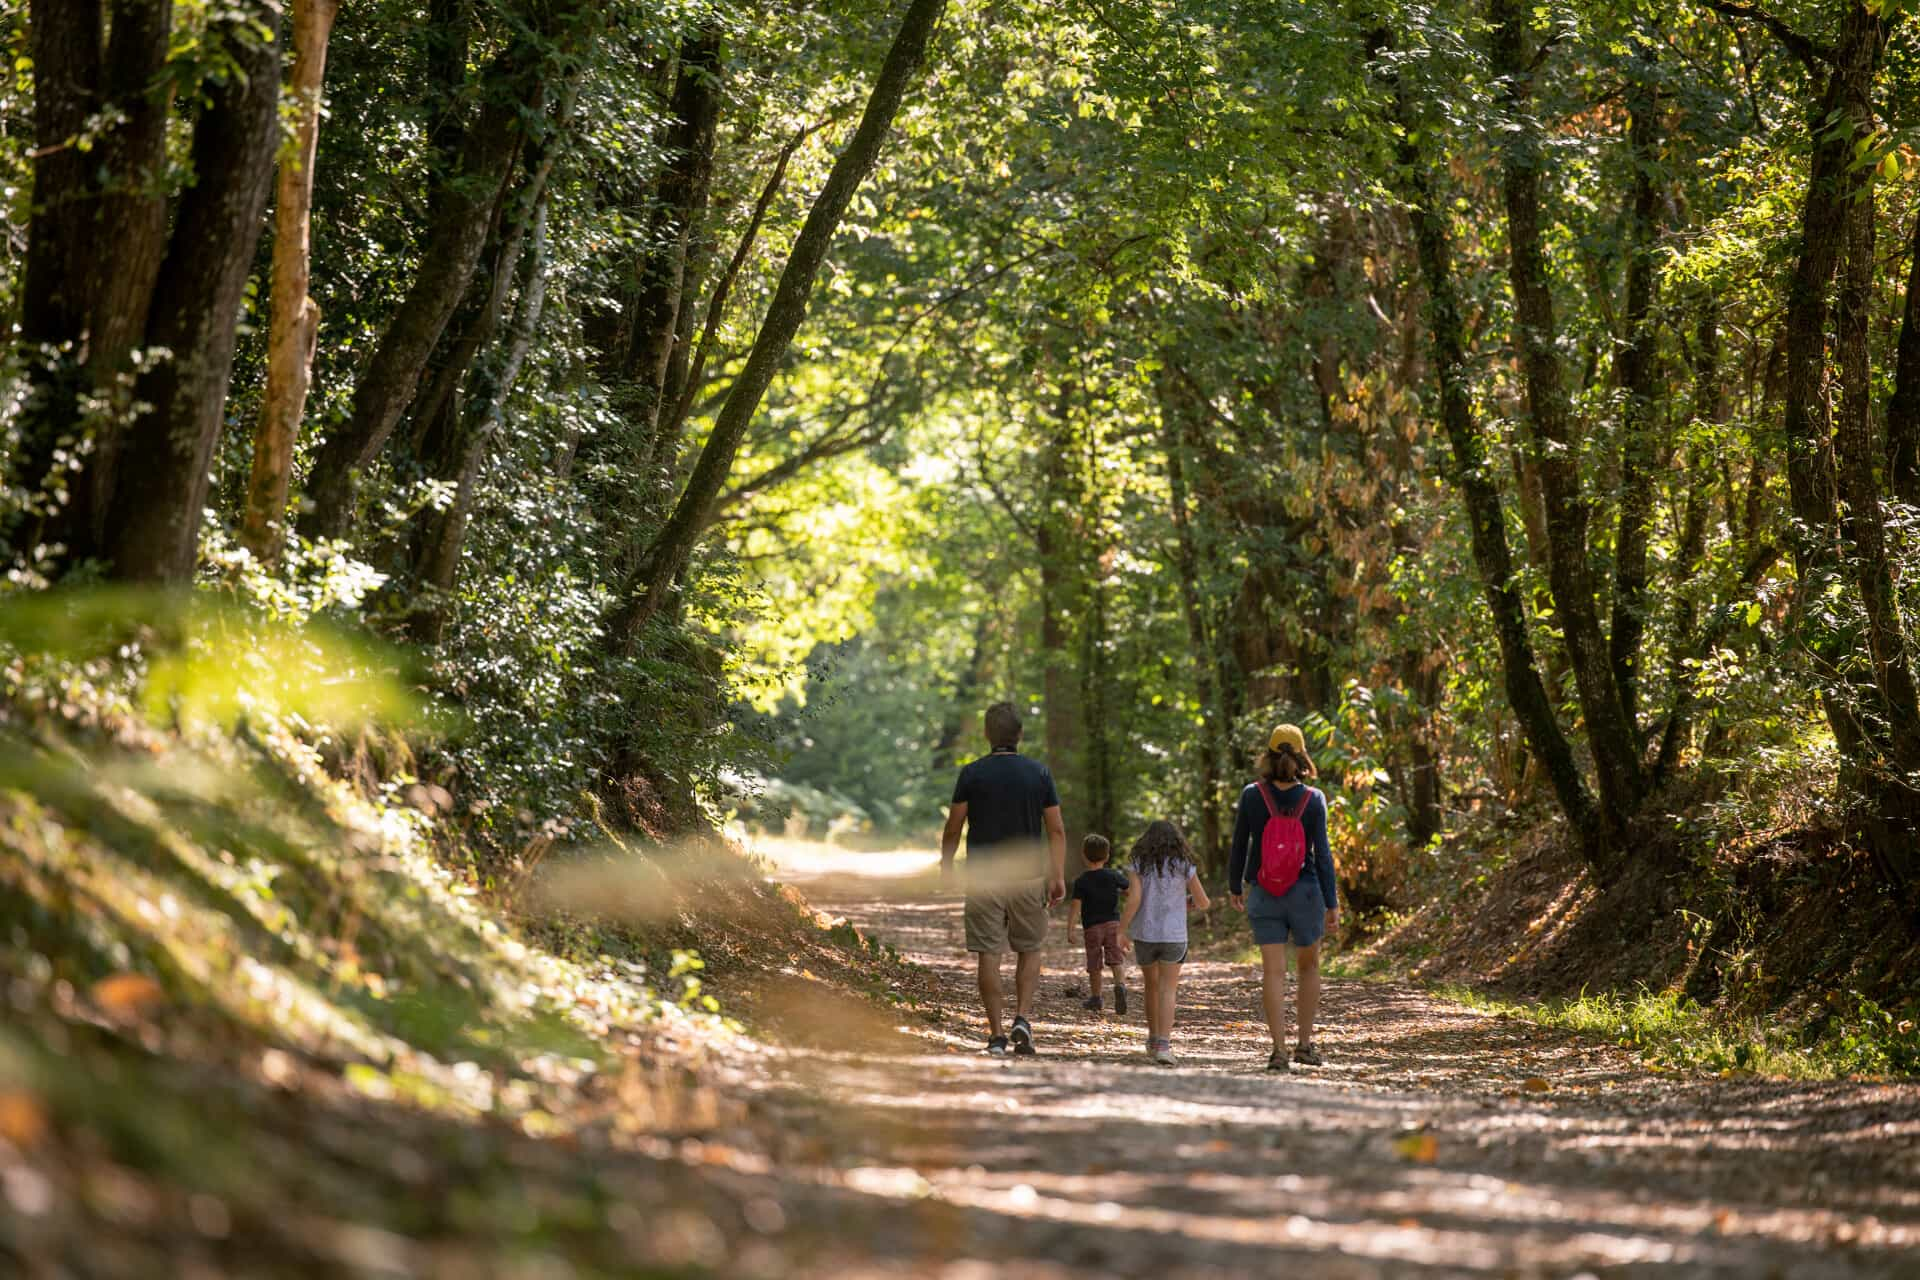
[0,585,425,732]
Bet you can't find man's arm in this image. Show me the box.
[940,802,968,880]
[1042,804,1067,905]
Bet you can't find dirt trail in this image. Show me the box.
[757,844,1920,1278]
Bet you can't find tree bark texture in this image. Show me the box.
[1491,0,1642,843]
[98,8,283,581]
[243,0,340,565]
[608,0,951,649]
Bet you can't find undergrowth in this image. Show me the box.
[1437,983,1920,1080]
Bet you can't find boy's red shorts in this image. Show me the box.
[1082,920,1124,971]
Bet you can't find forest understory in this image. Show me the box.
[2,700,1918,1278]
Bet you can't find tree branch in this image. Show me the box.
[1699,0,1832,78]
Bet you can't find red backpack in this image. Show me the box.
[1255,783,1314,897]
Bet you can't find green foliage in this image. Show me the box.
[1441,984,1920,1081]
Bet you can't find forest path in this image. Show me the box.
[756,841,1920,1278]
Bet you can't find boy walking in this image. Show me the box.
[1067,835,1129,1014]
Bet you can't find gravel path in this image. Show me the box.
[759,850,1920,1278]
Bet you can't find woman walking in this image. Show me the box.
[1228,724,1339,1072]
[1117,819,1210,1065]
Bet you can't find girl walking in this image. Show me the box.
[1228,724,1339,1072]
[1117,820,1211,1065]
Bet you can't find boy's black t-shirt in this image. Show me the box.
[1071,866,1129,928]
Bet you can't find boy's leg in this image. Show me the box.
[1087,933,1105,998]
[1295,942,1321,1045]
[976,951,1005,1038]
[1259,943,1290,1051]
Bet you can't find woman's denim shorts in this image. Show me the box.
[1247,878,1326,947]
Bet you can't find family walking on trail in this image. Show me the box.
[939,703,1340,1070]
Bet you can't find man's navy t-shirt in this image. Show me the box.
[951,748,1060,873]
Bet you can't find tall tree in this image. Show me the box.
[606,0,952,648]
[300,0,586,541]
[1379,34,1604,866]
[243,0,341,565]
[1490,0,1643,845]
[94,5,284,582]
[8,0,173,565]
[1609,42,1664,733]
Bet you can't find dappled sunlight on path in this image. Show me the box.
[759,840,1920,1278]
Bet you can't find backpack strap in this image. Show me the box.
[1288,786,1314,820]
[1256,781,1281,818]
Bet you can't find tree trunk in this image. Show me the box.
[626,23,724,459]
[1760,2,1915,890]
[243,0,339,565]
[1609,53,1663,734]
[1654,298,1727,782]
[606,0,950,649]
[9,0,173,565]
[1156,365,1228,872]
[97,7,283,582]
[1491,0,1642,843]
[1833,149,1920,775]
[1889,207,1920,506]
[931,612,995,771]
[1380,39,1603,867]
[299,17,566,541]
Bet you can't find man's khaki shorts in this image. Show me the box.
[964,878,1049,954]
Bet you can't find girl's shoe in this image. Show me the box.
[1293,1043,1323,1067]
[1143,1037,1164,1062]
[1266,1048,1290,1072]
[1153,1042,1176,1066]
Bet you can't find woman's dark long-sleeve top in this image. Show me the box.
[1227,781,1337,907]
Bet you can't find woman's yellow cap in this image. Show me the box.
[1269,723,1307,754]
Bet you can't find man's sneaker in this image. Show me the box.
[1010,1016,1036,1056]
[1267,1048,1290,1073]
[1113,984,1128,1015]
[987,1034,1010,1057]
[1294,1043,1324,1067]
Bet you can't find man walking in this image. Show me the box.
[940,702,1067,1056]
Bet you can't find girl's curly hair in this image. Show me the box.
[1129,818,1194,877]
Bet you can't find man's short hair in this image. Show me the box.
[1082,834,1111,863]
[984,701,1022,749]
